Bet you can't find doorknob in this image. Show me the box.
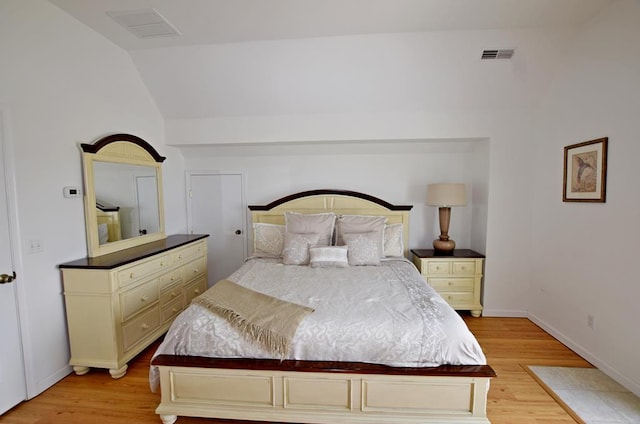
[0,271,16,284]
[235,229,242,235]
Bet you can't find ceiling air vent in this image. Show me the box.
[107,8,181,38]
[481,49,515,60]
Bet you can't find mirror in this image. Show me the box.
[81,134,166,257]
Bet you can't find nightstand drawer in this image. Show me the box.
[426,261,451,275]
[429,278,475,292]
[452,261,476,275]
[439,292,474,305]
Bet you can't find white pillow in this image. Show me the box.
[284,212,336,247]
[282,232,320,265]
[336,215,387,258]
[252,223,285,257]
[309,246,349,268]
[342,232,381,266]
[383,223,404,257]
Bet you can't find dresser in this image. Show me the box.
[411,249,485,317]
[59,234,209,378]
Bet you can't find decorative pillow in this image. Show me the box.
[252,223,285,257]
[336,215,387,258]
[383,223,404,257]
[284,212,336,246]
[342,232,381,266]
[282,232,321,265]
[309,246,349,268]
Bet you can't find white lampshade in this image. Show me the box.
[426,183,467,207]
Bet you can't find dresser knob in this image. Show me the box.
[129,273,135,279]
[194,289,201,294]
[141,295,148,302]
[193,268,199,273]
[171,291,177,297]
[172,308,178,313]
[142,323,150,330]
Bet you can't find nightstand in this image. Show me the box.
[411,249,485,317]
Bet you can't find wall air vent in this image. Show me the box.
[107,8,181,38]
[481,49,515,60]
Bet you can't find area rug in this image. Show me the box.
[525,365,640,424]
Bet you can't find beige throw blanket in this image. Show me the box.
[191,279,314,358]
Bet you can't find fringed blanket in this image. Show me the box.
[191,279,314,358]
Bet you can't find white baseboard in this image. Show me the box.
[527,312,640,398]
[28,365,72,399]
[481,308,528,317]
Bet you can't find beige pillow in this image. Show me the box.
[282,232,320,265]
[284,212,336,246]
[336,215,387,258]
[252,223,285,257]
[383,223,404,257]
[342,232,381,266]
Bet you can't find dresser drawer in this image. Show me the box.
[439,291,474,305]
[174,241,206,264]
[161,297,184,323]
[184,276,207,303]
[182,257,207,281]
[160,283,184,305]
[159,269,182,291]
[120,279,159,321]
[122,306,161,352]
[117,254,171,287]
[429,278,475,292]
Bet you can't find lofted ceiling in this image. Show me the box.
[47,0,616,129]
[48,0,613,50]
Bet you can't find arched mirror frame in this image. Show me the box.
[81,134,166,257]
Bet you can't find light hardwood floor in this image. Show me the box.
[2,316,591,424]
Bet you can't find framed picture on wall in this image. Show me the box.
[563,137,608,202]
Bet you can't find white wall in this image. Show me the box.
[0,0,185,397]
[529,0,640,396]
[182,139,489,253]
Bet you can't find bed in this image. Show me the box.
[151,189,495,424]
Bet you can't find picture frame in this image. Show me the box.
[563,137,608,202]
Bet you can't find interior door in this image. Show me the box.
[188,172,246,285]
[0,110,27,414]
[135,175,159,235]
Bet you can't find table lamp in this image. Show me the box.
[426,183,467,253]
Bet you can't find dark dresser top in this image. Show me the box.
[59,234,209,270]
[411,249,485,259]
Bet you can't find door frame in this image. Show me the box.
[0,105,32,399]
[185,170,248,259]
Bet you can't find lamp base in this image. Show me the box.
[433,238,455,253]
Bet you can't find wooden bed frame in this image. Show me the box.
[152,189,496,424]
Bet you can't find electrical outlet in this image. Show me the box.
[587,314,595,330]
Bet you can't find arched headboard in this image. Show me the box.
[249,189,413,258]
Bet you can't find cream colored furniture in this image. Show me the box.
[153,190,495,424]
[411,249,485,317]
[59,235,208,379]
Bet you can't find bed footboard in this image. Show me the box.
[153,355,495,424]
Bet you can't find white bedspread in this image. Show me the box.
[150,257,486,390]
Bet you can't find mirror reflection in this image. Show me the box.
[93,161,160,245]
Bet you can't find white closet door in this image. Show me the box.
[188,172,246,285]
[0,109,27,414]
